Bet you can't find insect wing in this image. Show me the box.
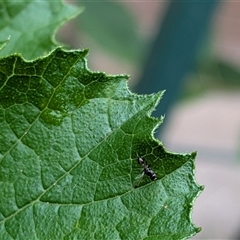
[134,172,144,180]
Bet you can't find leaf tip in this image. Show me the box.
[0,36,11,52]
[191,151,197,159]
[195,227,202,233]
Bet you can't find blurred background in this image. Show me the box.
[60,1,240,239]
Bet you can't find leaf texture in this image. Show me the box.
[0,48,202,239]
[0,0,82,59]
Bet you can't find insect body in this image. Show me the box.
[137,156,157,181]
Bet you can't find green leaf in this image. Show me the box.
[0,0,82,59]
[0,48,202,239]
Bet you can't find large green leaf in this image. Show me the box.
[0,48,202,239]
[0,0,82,59]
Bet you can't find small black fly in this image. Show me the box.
[137,156,157,181]
[134,156,157,187]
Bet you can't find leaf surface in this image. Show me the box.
[0,48,202,239]
[0,0,82,59]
